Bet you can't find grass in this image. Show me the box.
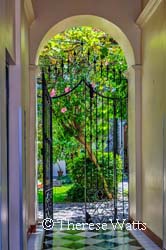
[123,188,128,197]
[38,184,73,203]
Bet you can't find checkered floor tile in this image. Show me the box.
[42,227,144,250]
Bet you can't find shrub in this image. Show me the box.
[66,152,122,201]
[66,183,84,202]
[57,175,72,184]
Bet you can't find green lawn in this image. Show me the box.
[38,184,73,203]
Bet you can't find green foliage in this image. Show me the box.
[38,162,43,182]
[38,189,43,203]
[38,185,73,203]
[66,152,122,201]
[37,27,127,193]
[67,153,94,185]
[39,26,127,99]
[66,183,84,202]
[53,184,73,202]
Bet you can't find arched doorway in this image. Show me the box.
[37,26,129,224]
[30,15,143,232]
[28,14,144,250]
[34,15,135,67]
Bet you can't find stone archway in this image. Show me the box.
[29,15,142,226]
[34,15,135,68]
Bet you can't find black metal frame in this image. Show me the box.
[42,70,53,219]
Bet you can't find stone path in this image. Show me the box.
[38,182,128,223]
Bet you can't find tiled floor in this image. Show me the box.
[132,230,161,250]
[28,224,162,250]
[28,227,44,250]
[42,226,145,250]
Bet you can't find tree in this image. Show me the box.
[37,26,128,199]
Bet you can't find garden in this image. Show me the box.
[37,26,128,204]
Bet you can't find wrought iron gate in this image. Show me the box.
[40,44,129,222]
[83,88,128,223]
[51,81,128,223]
[42,70,53,220]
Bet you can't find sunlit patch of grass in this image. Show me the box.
[38,184,73,203]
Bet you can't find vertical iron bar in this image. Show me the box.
[61,59,64,78]
[96,93,98,188]
[107,98,110,186]
[126,97,129,218]
[42,68,53,220]
[74,50,76,62]
[121,99,125,218]
[84,83,87,222]
[100,61,103,78]
[42,68,46,220]
[113,99,117,221]
[102,97,104,188]
[90,91,93,188]
[50,97,53,219]
[81,40,84,53]
[93,58,96,73]
[54,65,57,82]
[88,50,90,65]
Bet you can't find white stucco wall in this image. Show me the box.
[0,0,16,248]
[21,5,31,247]
[142,0,150,8]
[128,68,136,219]
[141,0,166,239]
[0,0,31,249]
[30,0,141,65]
[3,0,166,249]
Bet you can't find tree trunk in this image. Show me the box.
[76,134,113,199]
[59,119,113,199]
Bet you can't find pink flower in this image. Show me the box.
[65,87,71,93]
[61,107,67,113]
[105,61,109,66]
[91,82,96,88]
[50,88,56,97]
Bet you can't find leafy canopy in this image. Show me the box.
[38,26,128,165]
